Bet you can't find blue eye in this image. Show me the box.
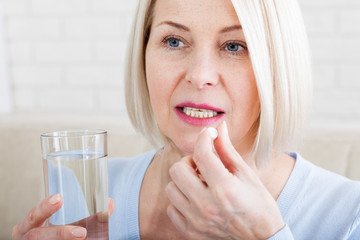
[162,36,185,49]
[168,38,180,48]
[226,43,241,52]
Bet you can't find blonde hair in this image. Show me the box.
[125,0,312,166]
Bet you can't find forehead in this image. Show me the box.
[152,0,240,28]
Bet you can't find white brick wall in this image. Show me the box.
[0,0,359,126]
[299,0,360,125]
[0,0,136,115]
[30,0,89,15]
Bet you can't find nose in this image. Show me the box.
[185,51,220,89]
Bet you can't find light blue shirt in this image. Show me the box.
[108,151,360,240]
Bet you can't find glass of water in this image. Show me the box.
[40,129,108,239]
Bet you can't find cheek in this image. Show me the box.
[145,51,178,125]
[239,63,259,109]
[146,65,166,118]
[247,73,261,114]
[146,51,163,100]
[146,47,186,109]
[226,66,260,145]
[243,79,260,111]
[240,78,259,119]
[227,62,259,112]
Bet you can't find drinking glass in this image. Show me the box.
[41,129,108,239]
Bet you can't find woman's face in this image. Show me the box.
[145,0,260,154]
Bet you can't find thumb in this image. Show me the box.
[108,198,114,217]
[214,121,248,175]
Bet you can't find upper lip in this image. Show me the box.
[176,101,225,113]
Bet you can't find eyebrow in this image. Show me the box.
[219,25,242,34]
[156,21,190,32]
[156,21,242,34]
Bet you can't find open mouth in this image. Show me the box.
[177,107,224,119]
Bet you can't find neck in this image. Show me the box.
[139,143,189,239]
[151,142,187,185]
[256,152,296,199]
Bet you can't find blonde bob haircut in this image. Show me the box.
[125,0,312,167]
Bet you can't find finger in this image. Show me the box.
[167,204,224,239]
[87,198,115,223]
[169,156,207,199]
[193,127,229,186]
[16,194,63,236]
[109,198,114,216]
[165,181,190,216]
[214,121,250,175]
[23,226,87,240]
[72,198,114,226]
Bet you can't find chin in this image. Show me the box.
[179,144,195,154]
[171,134,197,155]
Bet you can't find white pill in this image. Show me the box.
[208,127,218,140]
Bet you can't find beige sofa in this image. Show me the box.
[1,113,359,239]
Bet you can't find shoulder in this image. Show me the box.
[108,150,157,239]
[299,154,360,200]
[287,153,360,238]
[108,149,157,166]
[108,150,157,185]
[108,150,156,195]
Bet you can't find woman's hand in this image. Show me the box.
[12,195,115,240]
[165,122,285,240]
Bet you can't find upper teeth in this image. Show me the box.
[183,107,218,118]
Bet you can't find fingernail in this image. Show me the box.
[208,127,218,140]
[97,211,109,223]
[222,121,229,135]
[72,227,87,238]
[200,128,207,134]
[49,194,61,205]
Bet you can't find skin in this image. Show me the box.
[13,0,295,239]
[140,0,295,239]
[146,0,260,157]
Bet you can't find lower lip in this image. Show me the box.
[175,108,224,126]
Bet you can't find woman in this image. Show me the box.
[13,0,360,239]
